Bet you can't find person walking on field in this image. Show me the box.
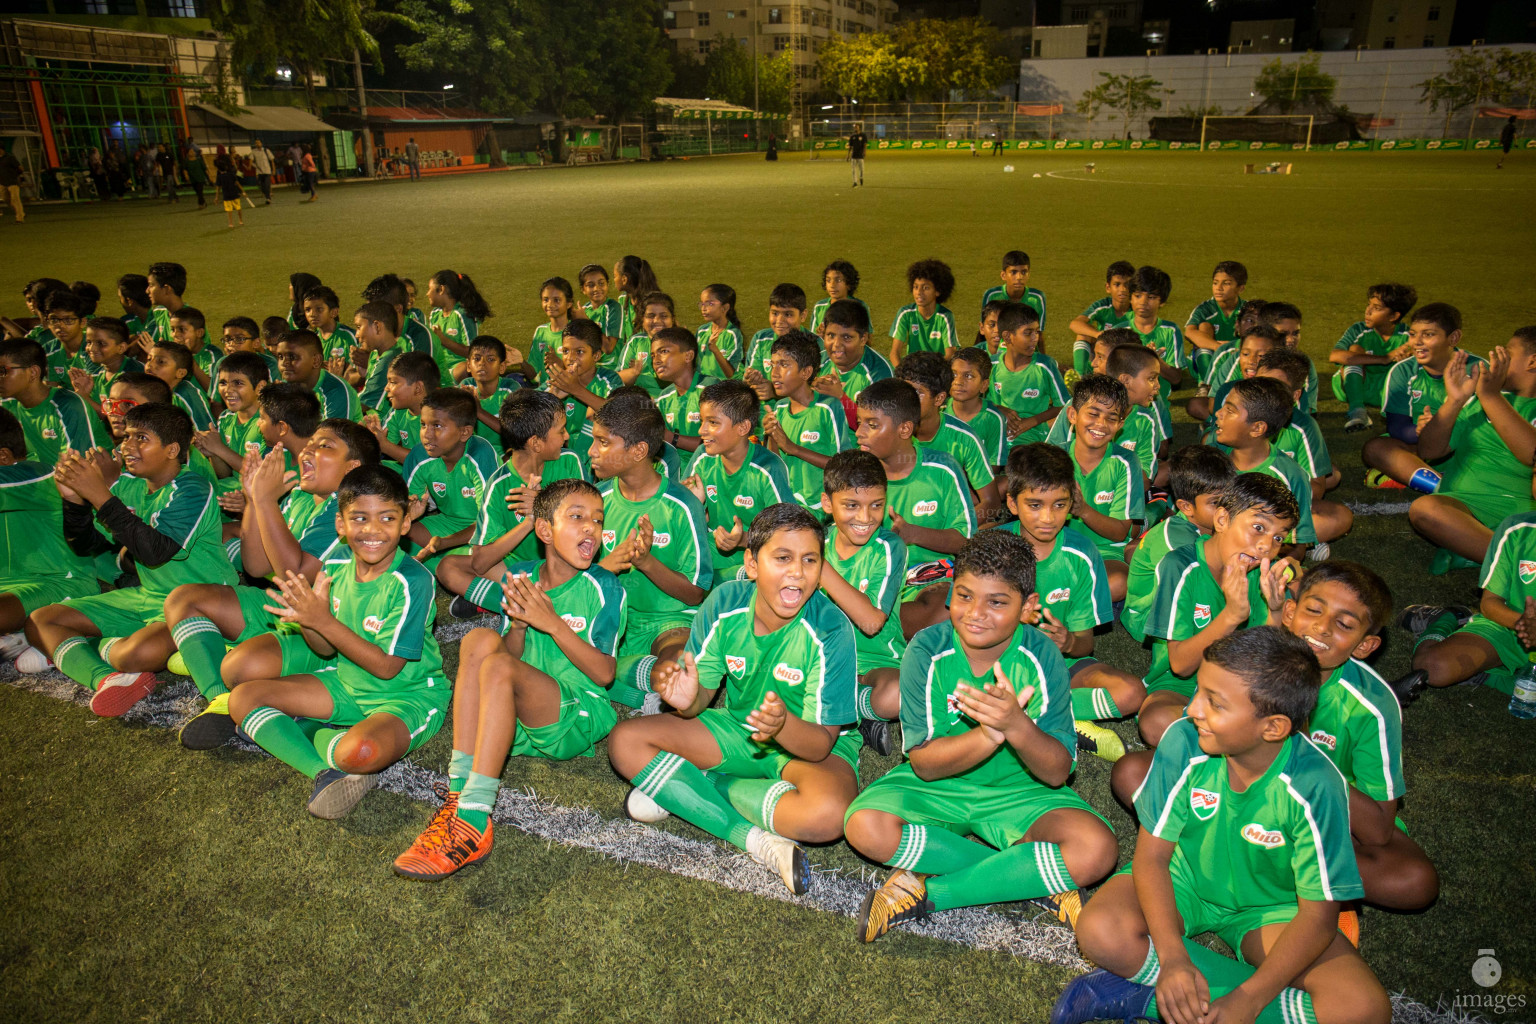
[406,137,421,180]
[157,142,179,203]
[0,143,25,224]
[849,124,867,187]
[300,144,319,202]
[1498,115,1517,169]
[182,136,208,208]
[250,139,273,204]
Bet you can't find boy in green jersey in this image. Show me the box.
[66,316,143,412]
[145,341,212,431]
[404,387,501,576]
[141,261,187,347]
[1255,301,1317,410]
[1122,445,1233,643]
[947,347,1007,470]
[1182,260,1248,384]
[441,389,587,616]
[522,276,572,385]
[1002,444,1143,761]
[1103,342,1166,488]
[1328,282,1416,432]
[362,273,442,382]
[653,326,717,454]
[813,298,892,407]
[578,263,625,363]
[990,303,1067,448]
[394,479,626,879]
[741,283,808,393]
[1213,377,1328,549]
[682,380,793,585]
[1134,473,1299,749]
[609,503,860,894]
[897,351,1000,521]
[979,249,1048,332]
[589,396,712,710]
[1256,347,1339,498]
[846,530,1118,941]
[1068,259,1136,379]
[345,300,404,412]
[363,351,436,464]
[168,306,217,396]
[1408,336,1536,570]
[40,289,90,386]
[196,351,270,496]
[1117,266,1185,395]
[818,451,907,755]
[1193,320,1281,426]
[464,335,518,451]
[1057,627,1387,1024]
[889,258,959,366]
[227,466,450,821]
[0,409,96,651]
[545,319,622,461]
[1056,375,1143,596]
[808,259,869,335]
[166,419,378,746]
[1363,303,1486,489]
[276,329,360,421]
[302,284,356,364]
[0,337,104,468]
[760,329,851,509]
[1044,329,1134,449]
[614,290,673,396]
[29,404,236,717]
[208,316,279,397]
[116,273,152,341]
[854,379,976,634]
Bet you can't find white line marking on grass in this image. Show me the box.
[0,663,1488,1023]
[1348,500,1413,516]
[1043,169,1530,193]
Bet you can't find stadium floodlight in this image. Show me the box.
[821,105,834,110]
[1199,113,1314,152]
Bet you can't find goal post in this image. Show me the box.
[1199,114,1315,152]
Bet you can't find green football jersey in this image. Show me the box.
[381,407,421,453]
[472,382,518,449]
[686,579,858,729]
[883,448,976,568]
[1068,445,1145,561]
[398,316,441,372]
[1380,352,1485,420]
[403,434,501,539]
[317,324,358,364]
[809,296,871,335]
[561,369,622,460]
[916,414,994,494]
[1050,405,1158,481]
[0,461,94,582]
[830,348,893,401]
[2,389,104,468]
[1143,540,1269,694]
[898,621,1074,786]
[598,475,712,618]
[313,369,361,422]
[146,306,174,345]
[980,285,1047,330]
[281,490,345,567]
[615,332,661,395]
[474,451,591,564]
[44,341,88,386]
[1185,298,1246,343]
[1111,315,1187,372]
[1246,447,1316,545]
[615,292,638,340]
[430,304,478,373]
[585,299,624,340]
[657,372,718,439]
[1481,510,1536,612]
[528,324,564,385]
[1135,718,1364,909]
[1274,407,1331,480]
[684,443,793,582]
[946,400,1007,468]
[110,467,237,598]
[770,393,852,507]
[695,323,744,380]
[321,548,448,702]
[214,409,266,493]
[823,525,908,672]
[497,559,627,693]
[171,380,213,431]
[743,327,779,380]
[1308,659,1405,804]
[357,346,400,412]
[889,303,958,356]
[1122,512,1203,642]
[1000,522,1111,633]
[990,354,1068,445]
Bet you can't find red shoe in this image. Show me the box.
[393,795,495,880]
[89,671,158,717]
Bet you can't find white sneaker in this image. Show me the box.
[0,631,29,659]
[747,829,809,895]
[637,692,663,716]
[1310,541,1332,562]
[15,647,51,674]
[624,787,671,823]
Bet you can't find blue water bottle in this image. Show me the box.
[1510,662,1536,719]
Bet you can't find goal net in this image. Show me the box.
[1199,114,1316,150]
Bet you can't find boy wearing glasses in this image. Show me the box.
[0,338,104,468]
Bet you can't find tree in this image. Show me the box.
[209,0,379,113]
[1076,72,1166,138]
[702,36,754,108]
[1252,54,1336,113]
[389,0,539,115]
[756,51,792,115]
[1418,47,1536,133]
[817,33,906,102]
[817,17,1010,102]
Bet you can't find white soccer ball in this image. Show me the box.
[1003,164,1014,172]
[1032,172,1042,178]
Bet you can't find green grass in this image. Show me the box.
[4,151,1536,1022]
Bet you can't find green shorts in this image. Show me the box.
[315,671,446,754]
[1145,670,1196,701]
[1453,614,1525,695]
[232,583,296,643]
[1113,855,1305,965]
[857,641,904,675]
[619,610,694,659]
[699,707,862,784]
[5,574,97,615]
[65,587,168,636]
[510,677,618,760]
[1434,490,1536,532]
[417,542,469,577]
[846,761,1109,847]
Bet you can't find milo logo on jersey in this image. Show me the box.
[773,663,804,686]
[945,691,964,721]
[653,531,671,547]
[1520,559,1536,584]
[725,655,747,677]
[461,485,476,499]
[1047,587,1071,604]
[800,430,821,444]
[1193,603,1212,628]
[1022,388,1040,399]
[1309,729,1337,751]
[1190,788,1220,820]
[1094,490,1114,505]
[733,494,755,510]
[1241,823,1285,849]
[912,500,938,517]
[362,615,383,634]
[41,426,57,440]
[560,614,587,633]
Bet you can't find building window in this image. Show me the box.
[774,35,788,49]
[768,6,781,21]
[146,0,200,13]
[1108,4,1127,18]
[725,9,734,16]
[697,11,709,25]
[699,39,713,52]
[1423,35,1436,46]
[1070,5,1089,19]
[1382,35,1395,48]
[664,9,676,25]
[1427,4,1440,18]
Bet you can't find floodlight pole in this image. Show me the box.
[353,47,375,178]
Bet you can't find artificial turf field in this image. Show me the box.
[3,150,1535,1023]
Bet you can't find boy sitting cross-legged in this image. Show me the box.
[1055,627,1389,1024]
[393,478,626,879]
[589,394,712,710]
[403,387,501,576]
[363,350,437,466]
[226,466,450,820]
[990,302,1068,448]
[1001,444,1145,762]
[1182,260,1248,385]
[818,450,907,756]
[947,347,1008,472]
[166,419,379,747]
[845,529,1118,941]
[760,328,852,510]
[1068,259,1136,379]
[608,503,861,894]
[1053,374,1144,602]
[28,403,236,715]
[1329,282,1416,433]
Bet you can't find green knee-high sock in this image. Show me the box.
[170,617,232,699]
[457,770,499,830]
[926,841,1075,911]
[240,706,329,779]
[1071,687,1122,721]
[311,727,349,771]
[856,684,894,722]
[890,823,992,874]
[633,751,759,850]
[1341,367,1365,410]
[609,654,658,709]
[54,635,115,692]
[1147,940,1317,1024]
[715,775,796,832]
[463,576,499,613]
[1412,610,1459,655]
[1073,339,1093,378]
[448,749,474,793]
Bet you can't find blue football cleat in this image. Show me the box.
[1049,968,1156,1024]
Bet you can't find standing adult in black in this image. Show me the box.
[157,142,179,203]
[848,124,867,187]
[1498,115,1517,169]
[250,138,273,204]
[182,136,208,208]
[405,137,421,180]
